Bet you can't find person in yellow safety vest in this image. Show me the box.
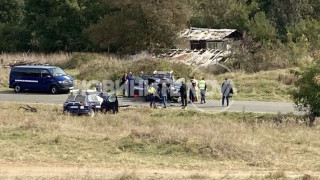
[198,77,207,104]
[148,83,156,108]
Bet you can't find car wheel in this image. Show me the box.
[14,84,22,93]
[51,85,59,94]
[88,108,95,117]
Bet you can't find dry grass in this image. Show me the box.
[212,69,296,102]
[0,102,319,173]
[0,52,70,65]
[0,68,10,90]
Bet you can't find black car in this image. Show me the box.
[63,93,102,117]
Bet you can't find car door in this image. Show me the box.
[88,94,101,109]
[39,69,52,90]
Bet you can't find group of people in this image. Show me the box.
[99,71,234,109]
[148,76,233,109]
[148,78,170,109]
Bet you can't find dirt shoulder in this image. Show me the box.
[0,162,318,179]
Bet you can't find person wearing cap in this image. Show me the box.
[198,77,207,104]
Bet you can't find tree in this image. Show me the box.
[87,0,191,54]
[0,0,29,52]
[24,0,110,52]
[0,0,24,24]
[291,59,320,126]
[248,12,275,42]
[257,0,313,39]
[189,0,259,32]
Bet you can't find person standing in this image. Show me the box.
[96,82,103,93]
[139,71,144,77]
[180,81,188,109]
[199,77,207,104]
[161,82,169,108]
[221,78,233,107]
[127,72,135,97]
[121,73,128,96]
[148,83,156,108]
[189,78,194,103]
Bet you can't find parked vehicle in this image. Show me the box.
[99,93,119,114]
[63,93,103,117]
[152,71,182,102]
[129,71,182,102]
[9,66,74,94]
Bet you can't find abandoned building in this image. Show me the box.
[159,27,242,67]
[178,27,242,50]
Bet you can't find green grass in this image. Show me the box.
[209,69,296,102]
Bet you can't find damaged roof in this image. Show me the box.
[179,27,241,41]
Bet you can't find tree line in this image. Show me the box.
[1,0,320,54]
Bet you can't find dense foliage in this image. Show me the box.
[291,59,320,126]
[1,0,320,55]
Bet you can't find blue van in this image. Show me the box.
[9,66,74,94]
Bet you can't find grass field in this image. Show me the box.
[0,65,295,102]
[213,69,296,102]
[0,102,319,179]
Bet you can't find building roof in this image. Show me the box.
[179,27,240,41]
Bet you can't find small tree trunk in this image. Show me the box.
[309,113,316,127]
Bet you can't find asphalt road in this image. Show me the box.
[0,90,301,114]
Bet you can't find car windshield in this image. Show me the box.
[50,68,67,76]
[75,95,86,102]
[66,95,75,102]
[153,74,171,79]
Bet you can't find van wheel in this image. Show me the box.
[51,85,59,94]
[14,84,22,93]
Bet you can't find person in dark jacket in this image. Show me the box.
[180,81,188,109]
[121,73,128,96]
[221,78,233,107]
[127,72,135,97]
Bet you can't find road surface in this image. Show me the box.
[0,91,301,114]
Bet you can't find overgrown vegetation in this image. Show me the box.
[290,59,320,126]
[0,102,318,179]
[55,53,295,102]
[1,0,320,60]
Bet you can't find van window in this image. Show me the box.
[11,68,24,76]
[22,69,40,77]
[41,69,50,78]
[50,68,67,76]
